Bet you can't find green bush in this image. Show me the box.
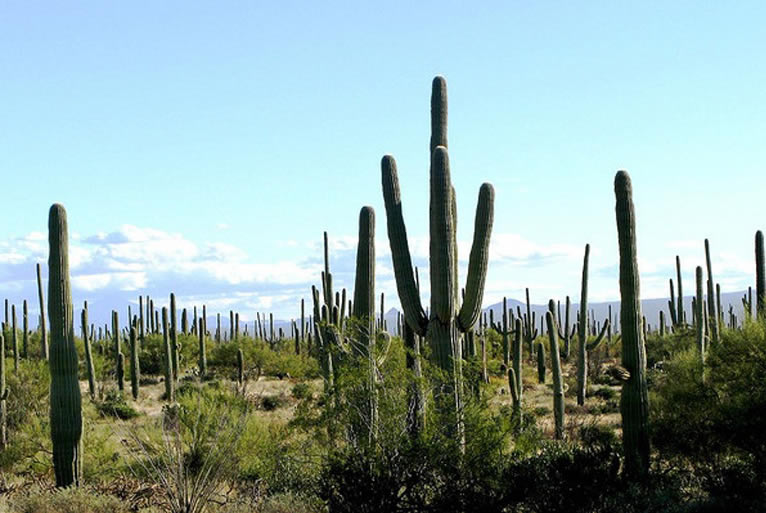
[95,388,139,420]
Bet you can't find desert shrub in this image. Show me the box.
[0,359,51,471]
[121,382,249,513]
[95,388,139,419]
[207,338,320,379]
[651,319,766,510]
[258,394,289,411]
[291,382,312,400]
[6,487,132,513]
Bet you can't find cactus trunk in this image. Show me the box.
[48,204,83,487]
[614,171,650,479]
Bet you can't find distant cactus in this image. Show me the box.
[508,367,521,422]
[48,204,83,487]
[161,307,174,402]
[676,255,684,326]
[1,332,6,449]
[756,231,764,317]
[170,293,179,381]
[704,239,719,343]
[614,171,650,479]
[557,296,575,359]
[536,341,545,383]
[198,318,207,378]
[11,305,17,371]
[82,304,96,400]
[577,244,596,405]
[129,327,140,400]
[237,348,244,386]
[22,300,28,359]
[696,266,705,361]
[117,352,125,392]
[36,263,48,359]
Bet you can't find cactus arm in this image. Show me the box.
[381,155,428,336]
[457,183,495,332]
[586,318,610,351]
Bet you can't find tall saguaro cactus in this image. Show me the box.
[756,230,764,317]
[37,263,49,359]
[48,204,83,488]
[614,171,650,479]
[1,333,7,449]
[381,76,494,445]
[82,304,96,400]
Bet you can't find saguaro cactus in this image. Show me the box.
[198,318,207,378]
[1,333,7,449]
[36,263,48,359]
[381,77,494,446]
[756,231,764,317]
[704,239,718,344]
[546,310,564,440]
[695,266,705,361]
[161,307,174,402]
[576,244,609,405]
[22,300,28,359]
[614,171,650,479]
[129,327,140,400]
[82,304,96,400]
[48,204,83,487]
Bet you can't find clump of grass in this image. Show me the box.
[95,389,139,420]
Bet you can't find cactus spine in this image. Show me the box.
[381,77,494,447]
[36,263,48,359]
[82,304,96,400]
[48,204,83,487]
[614,171,650,479]
[129,326,139,400]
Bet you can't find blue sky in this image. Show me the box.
[2,1,765,325]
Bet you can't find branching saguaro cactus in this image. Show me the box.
[48,204,83,487]
[546,309,564,440]
[557,296,575,359]
[704,239,719,344]
[576,244,609,406]
[614,171,650,479]
[382,76,494,446]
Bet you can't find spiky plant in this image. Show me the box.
[48,203,83,487]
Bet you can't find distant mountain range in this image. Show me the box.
[376,290,751,335]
